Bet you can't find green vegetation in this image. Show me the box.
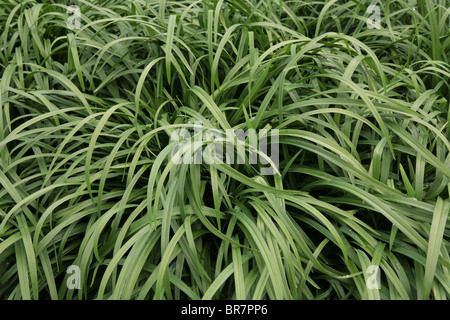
[0,0,449,300]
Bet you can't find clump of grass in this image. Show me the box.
[0,0,449,300]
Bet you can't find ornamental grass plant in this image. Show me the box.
[0,0,449,300]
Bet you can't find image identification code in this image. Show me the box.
[181,304,268,317]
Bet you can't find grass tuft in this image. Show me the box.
[0,0,449,300]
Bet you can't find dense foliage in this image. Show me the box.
[0,0,449,300]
